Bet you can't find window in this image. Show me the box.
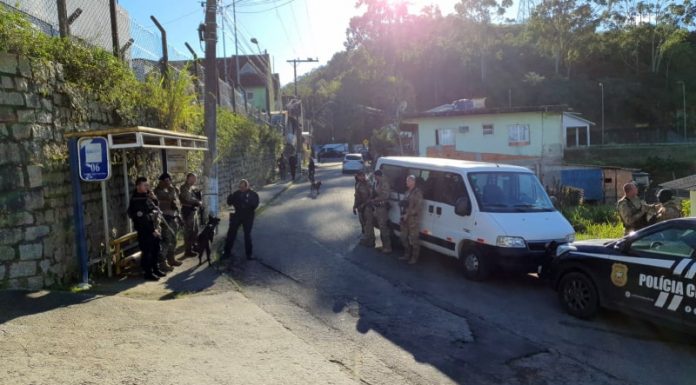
[429,172,468,205]
[508,124,530,146]
[246,91,255,100]
[435,128,455,146]
[467,172,554,212]
[482,124,494,135]
[459,126,469,134]
[630,228,696,258]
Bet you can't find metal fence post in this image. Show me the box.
[109,0,119,57]
[150,16,168,82]
[57,0,69,37]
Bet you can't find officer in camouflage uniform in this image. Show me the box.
[361,170,392,253]
[656,189,682,222]
[179,173,202,257]
[353,171,371,236]
[154,172,182,271]
[399,175,423,264]
[617,182,657,235]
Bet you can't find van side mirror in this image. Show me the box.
[454,196,471,216]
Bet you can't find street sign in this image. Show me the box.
[78,137,111,181]
[166,151,187,174]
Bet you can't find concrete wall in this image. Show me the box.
[564,143,696,167]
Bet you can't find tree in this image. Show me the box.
[527,0,601,77]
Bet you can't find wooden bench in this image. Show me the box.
[111,232,141,275]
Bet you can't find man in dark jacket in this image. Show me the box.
[223,179,260,260]
[128,177,165,281]
[289,155,298,181]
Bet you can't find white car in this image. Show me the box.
[342,153,365,174]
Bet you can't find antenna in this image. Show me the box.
[517,0,539,23]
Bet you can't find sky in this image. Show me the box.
[118,0,514,86]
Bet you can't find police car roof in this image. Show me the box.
[378,156,533,174]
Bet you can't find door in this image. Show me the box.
[616,225,696,326]
[421,172,473,257]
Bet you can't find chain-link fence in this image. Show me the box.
[0,0,266,121]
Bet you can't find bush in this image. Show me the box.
[683,199,692,217]
[561,204,622,238]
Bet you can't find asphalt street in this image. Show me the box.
[225,163,696,385]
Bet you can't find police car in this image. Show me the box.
[550,218,696,330]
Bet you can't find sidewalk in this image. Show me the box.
[0,178,358,385]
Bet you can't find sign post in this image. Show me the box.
[77,137,112,277]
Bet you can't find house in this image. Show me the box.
[400,103,594,175]
[660,174,696,215]
[216,54,281,114]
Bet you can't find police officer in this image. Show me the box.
[223,179,260,260]
[353,171,371,235]
[154,172,183,271]
[128,177,165,281]
[362,170,392,253]
[399,175,423,264]
[179,173,202,257]
[656,189,682,222]
[617,182,657,234]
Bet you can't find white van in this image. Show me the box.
[375,156,575,280]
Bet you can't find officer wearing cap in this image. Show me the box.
[179,173,202,257]
[154,172,182,271]
[656,189,682,222]
[361,169,392,253]
[128,177,165,281]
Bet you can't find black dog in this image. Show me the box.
[194,215,221,266]
[310,179,322,196]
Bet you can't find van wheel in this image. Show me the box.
[460,248,490,281]
[558,272,599,319]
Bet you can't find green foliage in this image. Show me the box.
[290,0,696,146]
[561,204,624,240]
[0,6,142,122]
[142,68,201,131]
[216,108,281,161]
[682,199,692,217]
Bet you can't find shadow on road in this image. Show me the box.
[0,290,98,325]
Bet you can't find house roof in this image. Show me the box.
[216,54,273,88]
[404,105,571,119]
[660,174,696,191]
[563,112,596,126]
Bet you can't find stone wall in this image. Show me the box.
[218,155,277,207]
[0,53,163,289]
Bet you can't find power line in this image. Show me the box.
[161,7,202,25]
[286,0,305,51]
[236,0,297,14]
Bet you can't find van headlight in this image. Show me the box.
[565,233,576,243]
[496,236,526,248]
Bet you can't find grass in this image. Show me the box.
[560,205,624,240]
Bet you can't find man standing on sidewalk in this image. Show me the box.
[223,179,260,261]
[154,172,183,271]
[361,170,392,253]
[353,171,371,236]
[128,177,165,281]
[399,175,423,264]
[180,173,202,257]
[289,154,298,181]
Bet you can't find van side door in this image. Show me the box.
[422,172,473,258]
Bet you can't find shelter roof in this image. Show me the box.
[65,126,207,151]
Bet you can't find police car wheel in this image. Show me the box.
[461,249,490,281]
[558,272,599,319]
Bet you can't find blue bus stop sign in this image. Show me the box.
[78,137,111,181]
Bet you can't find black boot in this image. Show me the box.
[144,273,160,281]
[153,269,167,277]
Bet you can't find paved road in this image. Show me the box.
[227,163,696,385]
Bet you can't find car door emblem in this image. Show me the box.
[611,263,629,287]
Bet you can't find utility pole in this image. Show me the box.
[233,0,244,111]
[287,57,319,96]
[599,82,605,145]
[203,0,219,216]
[678,81,687,140]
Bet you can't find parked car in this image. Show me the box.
[342,153,365,174]
[375,156,575,280]
[549,218,696,332]
[318,149,345,162]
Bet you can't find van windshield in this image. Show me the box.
[467,172,555,213]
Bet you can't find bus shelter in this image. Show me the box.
[64,127,208,288]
